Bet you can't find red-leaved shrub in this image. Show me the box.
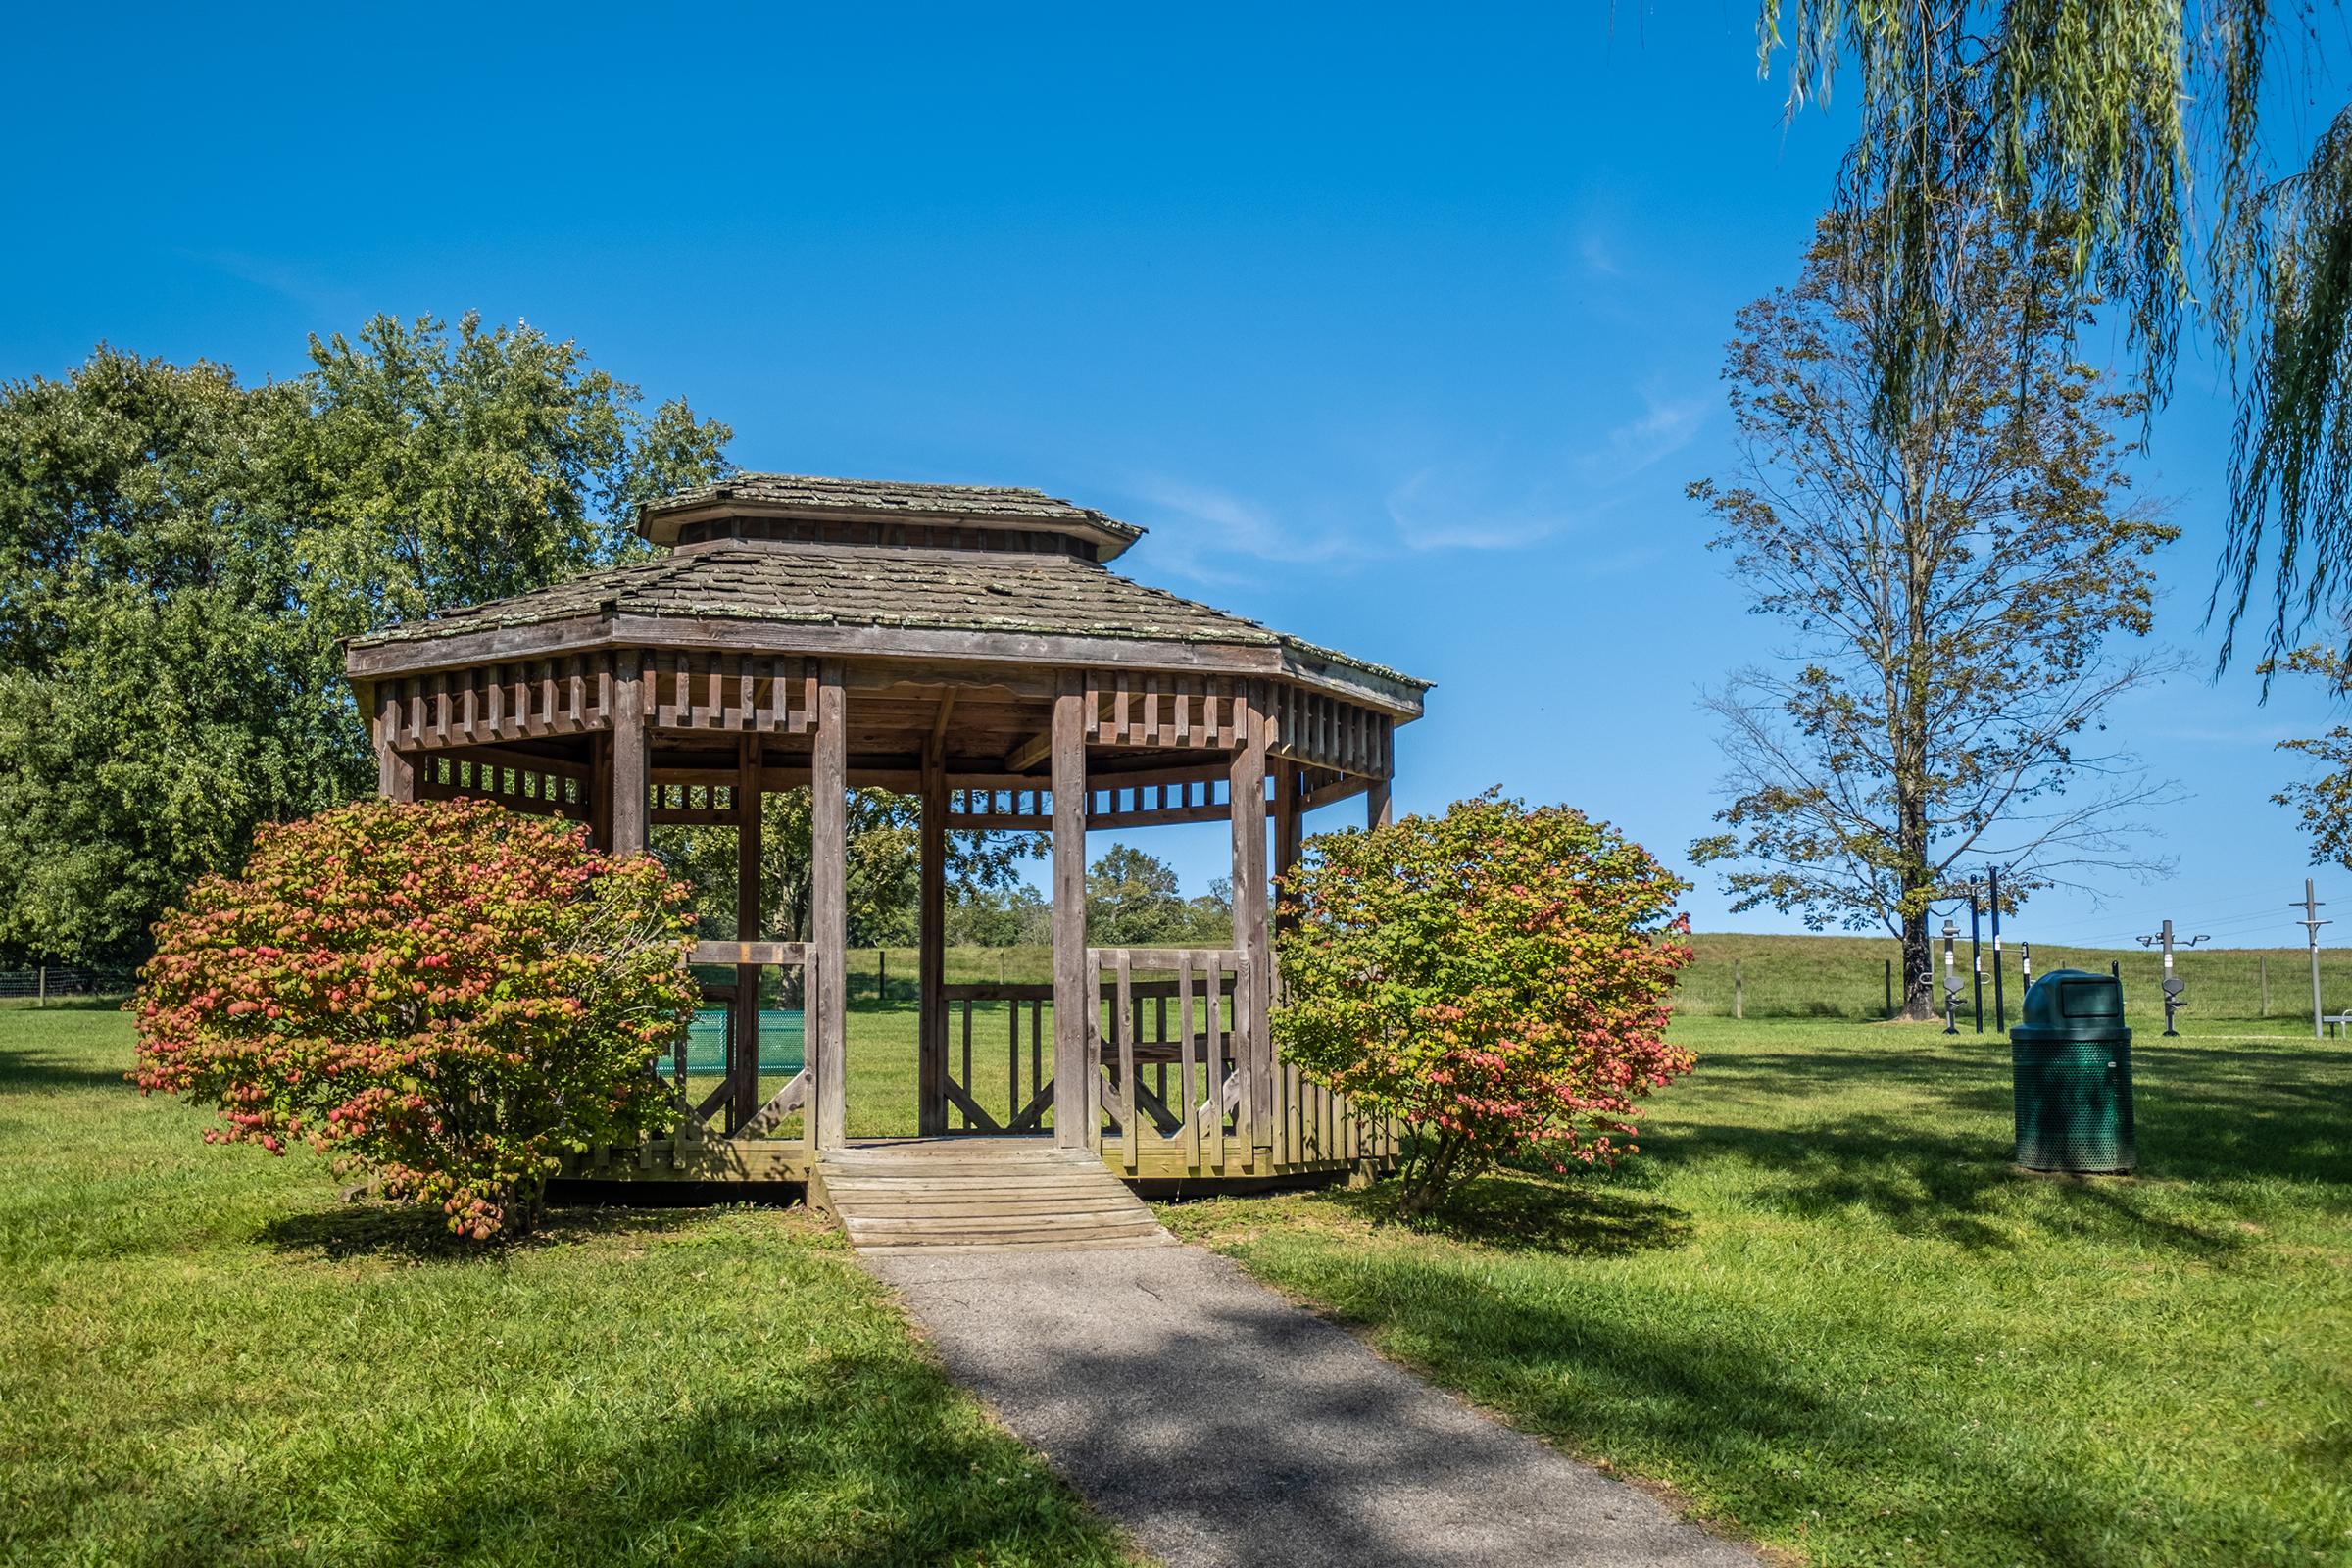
[1273,791,1695,1217]
[133,797,698,1238]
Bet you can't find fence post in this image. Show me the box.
[1733,957,1743,1020]
[2261,953,2270,1017]
[35,965,44,1009]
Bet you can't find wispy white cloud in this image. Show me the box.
[1383,466,1591,553]
[1577,388,1710,484]
[180,247,363,321]
[1123,478,1376,581]
[1577,230,1625,279]
[1119,382,1711,578]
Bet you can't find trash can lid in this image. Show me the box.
[2010,968,2132,1043]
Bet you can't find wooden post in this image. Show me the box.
[375,691,416,803]
[1051,673,1091,1152]
[2260,953,2270,1018]
[1230,683,1270,1152]
[1734,957,1744,1020]
[1273,759,1304,936]
[918,746,948,1135]
[812,661,849,1151]
[610,659,647,857]
[588,731,613,852]
[1365,715,1395,830]
[732,736,762,1132]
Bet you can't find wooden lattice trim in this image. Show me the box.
[414,751,591,822]
[1082,672,1245,750]
[644,651,816,734]
[1267,685,1393,781]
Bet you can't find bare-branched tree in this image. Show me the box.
[2267,619,2352,868]
[1754,1,2352,668]
[1690,212,2182,1017]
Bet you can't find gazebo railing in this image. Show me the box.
[679,940,812,1140]
[938,984,1054,1133]
[1090,948,1253,1172]
[1090,946,1397,1175]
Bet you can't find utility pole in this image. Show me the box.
[1989,866,2008,1031]
[2296,880,2330,1042]
[1941,919,1961,1035]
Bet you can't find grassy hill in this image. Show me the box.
[1678,931,2352,1027]
[809,934,2352,1030]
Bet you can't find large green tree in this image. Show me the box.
[1755,1,2352,662]
[0,353,349,961]
[280,313,731,638]
[0,318,733,963]
[1690,214,2180,1017]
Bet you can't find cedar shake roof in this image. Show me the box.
[638,472,1145,557]
[347,540,1429,699]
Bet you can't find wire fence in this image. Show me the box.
[0,967,138,1004]
[1674,932,2352,1028]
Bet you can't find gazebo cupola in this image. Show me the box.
[347,474,1427,1183]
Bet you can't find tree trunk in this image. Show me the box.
[1900,904,1935,1021]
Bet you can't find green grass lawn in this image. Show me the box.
[0,1005,1133,1568]
[1164,1014,2352,1568]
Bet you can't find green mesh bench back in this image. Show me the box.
[657,1009,807,1077]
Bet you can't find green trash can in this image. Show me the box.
[2010,969,2135,1174]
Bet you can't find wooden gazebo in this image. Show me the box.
[346,475,1426,1192]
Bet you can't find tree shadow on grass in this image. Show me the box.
[0,1042,136,1094]
[32,1334,1131,1568]
[1657,1040,2351,1255]
[1319,1170,1695,1259]
[259,1200,715,1262]
[1267,1260,2312,1564]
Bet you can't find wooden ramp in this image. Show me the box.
[818,1138,1174,1254]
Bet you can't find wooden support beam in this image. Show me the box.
[928,688,957,758]
[1051,672,1090,1152]
[1004,725,1053,775]
[375,690,416,801]
[610,657,648,855]
[810,660,849,1151]
[733,735,762,1132]
[918,727,949,1137]
[1273,758,1303,937]
[589,731,613,850]
[1229,683,1270,1148]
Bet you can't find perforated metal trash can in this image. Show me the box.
[2010,969,2135,1174]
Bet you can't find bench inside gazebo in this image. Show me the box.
[345,474,1426,1198]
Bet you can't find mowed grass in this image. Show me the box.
[1164,1014,2352,1567]
[1675,931,2352,1023]
[0,1005,1133,1568]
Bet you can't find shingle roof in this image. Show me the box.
[639,473,1144,553]
[348,542,1429,695]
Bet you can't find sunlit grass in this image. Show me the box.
[1164,1013,2352,1567]
[0,1005,1133,1567]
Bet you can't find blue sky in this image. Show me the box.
[5,2,2344,951]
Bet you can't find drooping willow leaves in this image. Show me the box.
[1754,1,2349,667]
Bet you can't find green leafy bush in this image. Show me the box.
[1273,791,1695,1217]
[133,798,697,1237]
